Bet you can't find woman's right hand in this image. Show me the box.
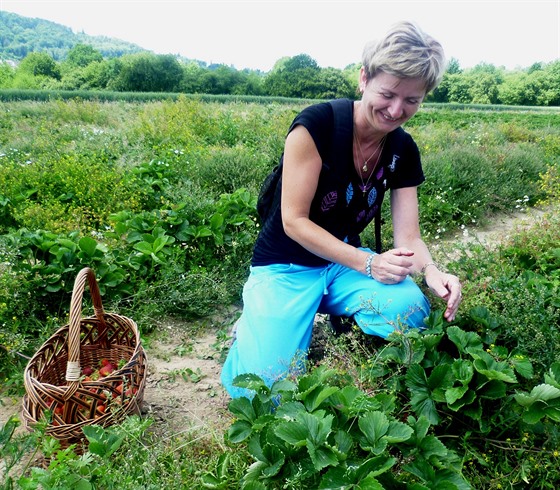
[369,248,415,283]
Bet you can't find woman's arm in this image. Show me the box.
[390,186,462,321]
[281,125,368,273]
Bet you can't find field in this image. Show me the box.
[0,97,559,489]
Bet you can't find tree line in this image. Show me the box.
[1,43,559,106]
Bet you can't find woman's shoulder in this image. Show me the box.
[294,100,335,126]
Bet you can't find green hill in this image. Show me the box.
[0,10,145,61]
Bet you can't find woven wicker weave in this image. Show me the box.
[22,267,147,450]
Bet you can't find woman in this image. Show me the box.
[221,21,462,398]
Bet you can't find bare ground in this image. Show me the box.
[0,205,551,481]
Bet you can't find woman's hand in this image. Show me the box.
[424,268,462,322]
[370,247,415,284]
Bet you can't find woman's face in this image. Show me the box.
[359,69,426,135]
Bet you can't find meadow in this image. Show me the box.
[0,96,559,489]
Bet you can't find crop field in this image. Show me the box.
[0,96,559,489]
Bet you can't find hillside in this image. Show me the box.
[0,10,145,61]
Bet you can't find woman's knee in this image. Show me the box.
[354,280,430,337]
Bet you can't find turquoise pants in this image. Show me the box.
[221,251,430,398]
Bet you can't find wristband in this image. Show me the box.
[365,254,375,279]
[421,262,437,275]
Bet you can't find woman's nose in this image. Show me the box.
[387,100,404,119]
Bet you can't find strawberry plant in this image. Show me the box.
[221,306,560,489]
[225,365,469,489]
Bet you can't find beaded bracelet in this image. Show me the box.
[421,262,437,275]
[365,254,375,279]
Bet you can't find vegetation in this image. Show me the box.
[1,11,559,105]
[0,11,143,60]
[0,95,559,488]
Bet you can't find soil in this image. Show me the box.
[0,205,550,481]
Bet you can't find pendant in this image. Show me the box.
[362,163,368,172]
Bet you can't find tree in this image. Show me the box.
[446,57,462,74]
[17,51,61,79]
[264,53,323,98]
[498,72,536,105]
[446,73,472,104]
[179,61,206,93]
[315,68,356,99]
[65,43,103,67]
[0,62,15,88]
[111,53,182,92]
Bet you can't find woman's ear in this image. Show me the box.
[359,66,367,93]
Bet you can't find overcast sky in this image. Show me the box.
[1,0,559,71]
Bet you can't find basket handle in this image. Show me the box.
[65,267,107,384]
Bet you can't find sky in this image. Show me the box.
[1,0,559,72]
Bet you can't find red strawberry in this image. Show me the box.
[114,383,124,397]
[99,364,115,377]
[82,366,94,376]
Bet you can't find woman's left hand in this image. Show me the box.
[424,269,462,322]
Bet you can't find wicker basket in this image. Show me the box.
[22,267,147,451]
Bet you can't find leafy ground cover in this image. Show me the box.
[0,98,559,488]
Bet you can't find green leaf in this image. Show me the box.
[78,236,98,257]
[418,435,450,461]
[152,236,169,253]
[274,419,310,447]
[445,385,470,405]
[452,359,474,384]
[357,475,384,490]
[405,364,429,392]
[511,356,534,379]
[355,455,397,479]
[228,397,256,422]
[410,392,440,425]
[385,420,414,444]
[422,333,444,351]
[545,362,560,389]
[307,442,338,471]
[83,425,125,458]
[319,467,355,489]
[473,351,517,383]
[228,420,253,443]
[407,415,431,442]
[448,389,476,412]
[275,401,306,420]
[134,241,153,254]
[303,385,339,412]
[447,326,483,355]
[333,429,353,458]
[242,480,268,490]
[200,473,224,489]
[478,379,507,399]
[359,411,398,454]
[232,373,270,394]
[514,383,560,406]
[57,238,78,250]
[297,366,337,398]
[307,412,334,446]
[259,444,285,477]
[521,402,547,424]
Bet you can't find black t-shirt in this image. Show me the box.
[251,99,425,267]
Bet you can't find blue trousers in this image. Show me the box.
[221,252,430,398]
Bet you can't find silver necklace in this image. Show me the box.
[353,131,386,173]
[354,133,387,196]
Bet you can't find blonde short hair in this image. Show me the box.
[362,21,447,93]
